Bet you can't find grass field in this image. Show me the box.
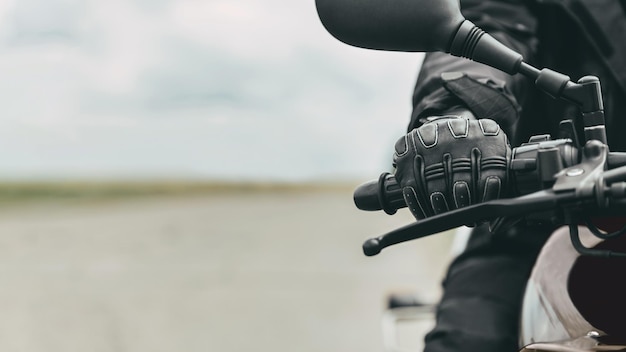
[0,181,354,202]
[0,181,454,351]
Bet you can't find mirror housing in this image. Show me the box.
[315,0,523,74]
[315,0,465,52]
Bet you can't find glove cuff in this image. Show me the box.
[419,109,476,125]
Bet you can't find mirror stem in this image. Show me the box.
[518,62,540,80]
[449,20,523,74]
[518,63,607,144]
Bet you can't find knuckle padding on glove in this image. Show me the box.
[447,118,469,138]
[479,119,500,136]
[394,134,409,156]
[415,123,438,148]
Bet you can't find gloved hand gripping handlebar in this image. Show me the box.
[354,132,582,214]
[356,139,626,257]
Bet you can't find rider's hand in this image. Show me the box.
[393,115,511,220]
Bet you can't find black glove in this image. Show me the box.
[393,116,511,220]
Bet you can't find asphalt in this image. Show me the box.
[0,189,455,351]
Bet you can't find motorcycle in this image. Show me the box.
[315,0,626,350]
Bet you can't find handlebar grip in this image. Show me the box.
[353,172,406,214]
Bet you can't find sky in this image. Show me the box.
[0,0,423,181]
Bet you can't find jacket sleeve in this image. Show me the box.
[409,0,540,137]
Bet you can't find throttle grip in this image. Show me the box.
[353,172,406,214]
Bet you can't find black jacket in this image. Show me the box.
[410,0,626,150]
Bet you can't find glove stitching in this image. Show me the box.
[447,118,469,139]
[416,123,438,149]
[479,119,501,136]
[452,181,471,208]
[403,186,427,219]
[395,134,410,157]
[430,191,450,214]
[482,176,502,202]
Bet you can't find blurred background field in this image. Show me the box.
[0,0,447,350]
[0,182,454,351]
[0,180,353,204]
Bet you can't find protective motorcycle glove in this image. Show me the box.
[393,115,511,220]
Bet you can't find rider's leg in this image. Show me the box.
[423,223,554,352]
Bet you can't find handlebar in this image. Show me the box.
[355,137,626,257]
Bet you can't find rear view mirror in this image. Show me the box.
[315,0,523,75]
[315,0,464,53]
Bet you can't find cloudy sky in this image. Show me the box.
[0,0,423,181]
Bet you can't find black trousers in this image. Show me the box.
[423,223,554,352]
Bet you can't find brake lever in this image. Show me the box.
[362,190,577,256]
